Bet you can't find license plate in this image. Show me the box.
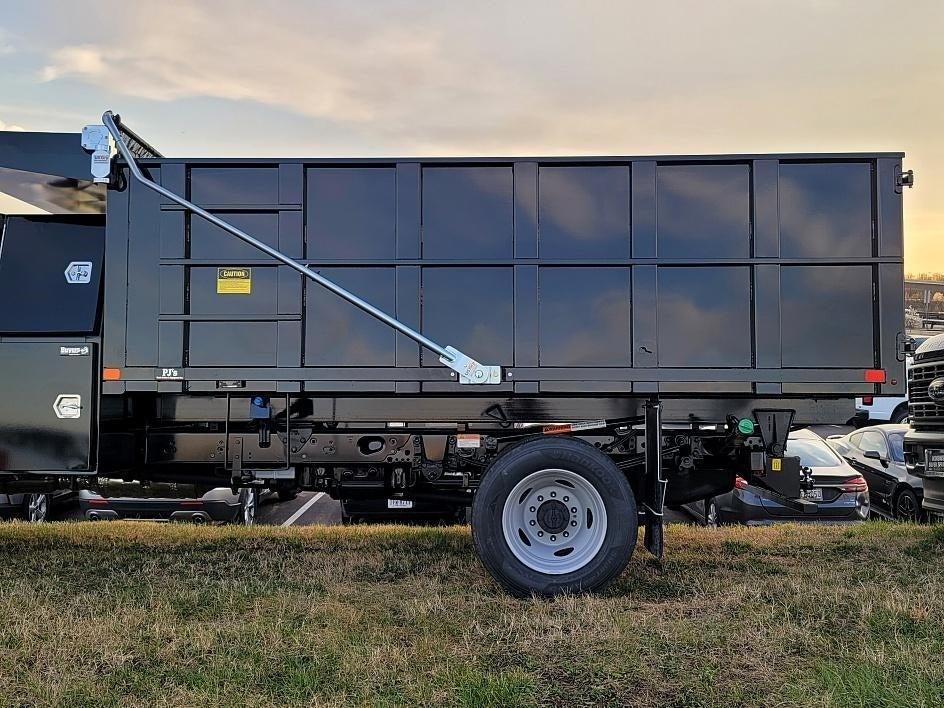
[800,488,823,502]
[387,499,414,509]
[925,450,944,477]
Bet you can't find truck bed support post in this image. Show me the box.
[643,397,665,559]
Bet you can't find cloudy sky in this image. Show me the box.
[1,1,942,270]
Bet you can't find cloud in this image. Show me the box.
[31,1,944,156]
[0,118,25,131]
[40,45,106,82]
[37,5,468,132]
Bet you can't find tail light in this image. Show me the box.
[862,396,874,406]
[840,474,868,493]
[734,475,749,490]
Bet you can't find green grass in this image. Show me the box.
[0,521,942,707]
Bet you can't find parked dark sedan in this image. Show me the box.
[78,480,295,525]
[0,490,74,522]
[683,429,870,526]
[826,424,924,521]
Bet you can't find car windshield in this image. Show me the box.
[888,433,905,463]
[785,437,842,468]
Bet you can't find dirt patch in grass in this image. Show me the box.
[0,521,942,707]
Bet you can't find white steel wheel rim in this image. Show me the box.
[28,494,48,523]
[242,490,256,525]
[501,468,608,575]
[706,501,719,528]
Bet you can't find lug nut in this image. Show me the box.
[537,531,544,537]
[529,506,536,512]
[550,535,556,541]
[571,520,577,527]
[563,531,569,537]
[537,495,543,501]
[563,496,569,502]
[529,520,536,526]
[571,507,577,513]
[550,491,556,498]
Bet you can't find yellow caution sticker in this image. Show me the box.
[217,268,251,294]
[771,458,782,472]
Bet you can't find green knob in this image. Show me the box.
[737,418,755,436]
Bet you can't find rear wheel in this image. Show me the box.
[891,404,910,424]
[893,487,920,522]
[704,498,720,528]
[24,493,50,523]
[238,489,258,526]
[472,437,637,597]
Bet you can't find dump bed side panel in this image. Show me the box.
[103,155,905,398]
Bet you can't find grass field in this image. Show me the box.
[0,521,942,707]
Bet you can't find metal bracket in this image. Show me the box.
[83,110,502,385]
[441,346,502,384]
[898,332,915,361]
[80,125,111,184]
[896,169,915,193]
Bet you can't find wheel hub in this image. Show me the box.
[536,499,570,534]
[501,468,608,575]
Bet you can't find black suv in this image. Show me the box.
[903,334,944,516]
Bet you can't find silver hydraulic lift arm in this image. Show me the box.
[81,111,501,384]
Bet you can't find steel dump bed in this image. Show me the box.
[98,154,905,409]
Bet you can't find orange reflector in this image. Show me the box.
[864,369,886,383]
[103,368,122,381]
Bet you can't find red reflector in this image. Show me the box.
[88,499,109,505]
[102,367,122,381]
[734,475,749,490]
[862,396,874,406]
[864,369,886,383]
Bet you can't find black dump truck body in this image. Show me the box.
[0,115,908,594]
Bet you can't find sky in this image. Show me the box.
[0,0,942,271]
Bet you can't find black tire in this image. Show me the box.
[471,436,637,597]
[891,404,910,425]
[704,498,720,528]
[893,487,921,522]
